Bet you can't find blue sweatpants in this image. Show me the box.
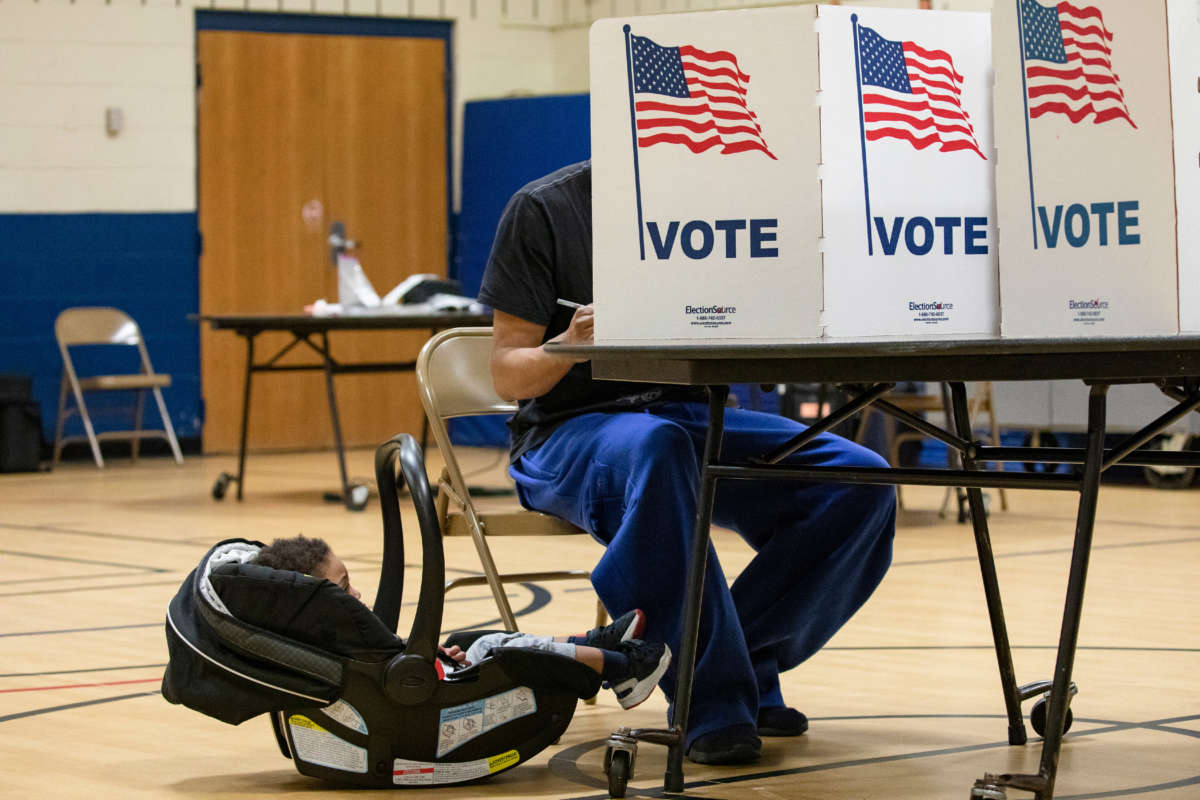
[511,402,896,746]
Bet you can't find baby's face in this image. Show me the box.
[317,551,361,600]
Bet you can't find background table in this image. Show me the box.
[197,309,490,510]
[550,335,1200,800]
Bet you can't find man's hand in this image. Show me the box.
[551,305,594,350]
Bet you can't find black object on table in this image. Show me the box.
[548,334,1200,800]
[196,310,491,511]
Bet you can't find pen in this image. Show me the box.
[556,298,584,310]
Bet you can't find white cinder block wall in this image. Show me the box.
[0,0,993,215]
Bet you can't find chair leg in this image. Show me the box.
[152,387,184,464]
[132,389,145,462]
[53,372,70,466]
[68,384,104,468]
[461,510,520,631]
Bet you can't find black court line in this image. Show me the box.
[0,548,169,572]
[0,622,163,638]
[0,663,166,679]
[895,535,1200,568]
[0,570,165,586]
[0,691,159,724]
[551,713,1200,800]
[0,521,201,547]
[0,579,183,599]
[444,582,553,634]
[994,512,1200,536]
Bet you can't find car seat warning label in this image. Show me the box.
[393,750,520,785]
[436,686,536,757]
[321,699,367,734]
[288,714,367,773]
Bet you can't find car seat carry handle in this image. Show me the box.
[373,433,444,663]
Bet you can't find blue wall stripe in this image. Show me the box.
[196,10,451,39]
[0,212,201,444]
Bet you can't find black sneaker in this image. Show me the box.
[687,724,762,764]
[582,609,646,651]
[610,639,671,710]
[757,706,808,737]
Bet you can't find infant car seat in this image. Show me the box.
[162,433,601,787]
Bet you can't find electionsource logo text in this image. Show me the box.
[908,300,954,311]
[1068,299,1109,309]
[685,304,737,329]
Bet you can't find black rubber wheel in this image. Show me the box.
[1030,698,1073,737]
[607,749,630,799]
[212,473,230,501]
[1021,431,1067,473]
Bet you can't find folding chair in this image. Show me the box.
[415,327,606,634]
[53,307,183,468]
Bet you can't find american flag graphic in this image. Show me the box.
[1020,0,1135,127]
[629,33,775,159]
[857,24,986,159]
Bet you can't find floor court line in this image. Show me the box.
[0,677,162,694]
[0,663,166,679]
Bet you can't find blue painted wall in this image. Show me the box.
[0,212,201,444]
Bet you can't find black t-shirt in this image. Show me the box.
[478,160,699,460]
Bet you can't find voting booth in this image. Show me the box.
[1169,0,1200,334]
[590,7,823,342]
[817,5,997,338]
[993,0,1197,337]
[590,5,1000,342]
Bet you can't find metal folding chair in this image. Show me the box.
[53,307,183,468]
[415,327,605,634]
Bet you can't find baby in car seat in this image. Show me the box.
[254,535,671,710]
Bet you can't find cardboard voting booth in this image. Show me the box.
[1169,0,1200,334]
[817,5,998,338]
[590,7,823,342]
[590,5,1000,342]
[993,0,1187,337]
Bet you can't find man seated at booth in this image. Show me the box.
[476,160,898,764]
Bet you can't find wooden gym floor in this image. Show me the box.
[1,446,1198,799]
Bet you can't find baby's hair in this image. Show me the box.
[253,535,331,576]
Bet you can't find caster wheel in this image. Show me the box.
[212,473,231,501]
[346,484,369,511]
[970,781,1006,800]
[1030,698,1073,737]
[606,749,631,799]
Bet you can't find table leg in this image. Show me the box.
[664,384,728,793]
[949,382,1027,746]
[234,333,255,501]
[1037,382,1108,796]
[320,331,353,507]
[974,383,1108,800]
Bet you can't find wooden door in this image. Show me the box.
[198,25,447,453]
